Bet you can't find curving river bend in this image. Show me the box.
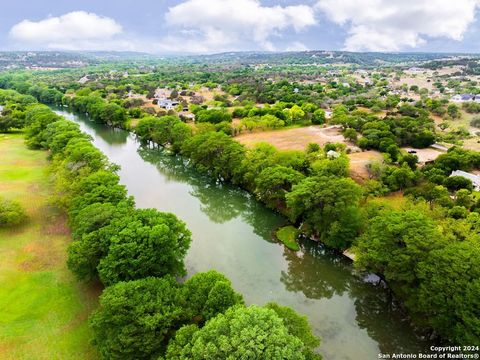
[54,108,433,360]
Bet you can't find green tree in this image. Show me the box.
[265,302,321,360]
[416,241,480,344]
[165,305,310,360]
[254,165,305,211]
[343,128,357,142]
[447,104,461,119]
[182,270,244,323]
[355,208,447,299]
[286,176,362,249]
[90,276,183,360]
[97,209,191,285]
[311,109,326,125]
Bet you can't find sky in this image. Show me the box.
[1,0,480,54]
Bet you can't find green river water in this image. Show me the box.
[55,108,434,360]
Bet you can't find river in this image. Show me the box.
[54,108,433,360]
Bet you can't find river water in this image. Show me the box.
[54,108,432,360]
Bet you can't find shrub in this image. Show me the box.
[0,197,27,227]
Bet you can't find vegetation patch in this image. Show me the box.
[276,225,300,251]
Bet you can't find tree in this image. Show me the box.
[286,176,362,249]
[343,128,357,142]
[444,176,473,191]
[447,104,461,119]
[254,165,305,211]
[284,105,306,125]
[68,171,130,219]
[182,270,244,323]
[265,302,321,360]
[311,109,326,125]
[165,305,310,360]
[415,242,480,344]
[195,109,232,124]
[90,276,184,359]
[181,132,246,184]
[355,208,447,299]
[400,153,418,170]
[97,209,191,285]
[455,189,473,209]
[383,164,417,191]
[0,197,27,227]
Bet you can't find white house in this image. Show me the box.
[450,170,480,191]
[157,99,179,110]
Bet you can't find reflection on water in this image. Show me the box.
[281,239,351,300]
[54,108,436,360]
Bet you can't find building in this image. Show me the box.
[450,170,480,191]
[476,95,480,103]
[408,67,423,73]
[157,99,179,110]
[430,143,449,152]
[451,94,475,102]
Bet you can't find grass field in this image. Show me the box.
[0,133,99,359]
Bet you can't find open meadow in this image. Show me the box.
[0,134,98,360]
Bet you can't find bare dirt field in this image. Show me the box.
[235,125,348,151]
[401,147,444,164]
[348,150,384,182]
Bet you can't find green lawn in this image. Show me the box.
[0,133,99,359]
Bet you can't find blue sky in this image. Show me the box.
[1,0,480,53]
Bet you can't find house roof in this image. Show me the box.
[450,170,480,186]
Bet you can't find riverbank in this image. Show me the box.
[0,133,98,359]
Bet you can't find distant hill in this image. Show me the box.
[0,50,478,70]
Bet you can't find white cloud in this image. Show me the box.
[163,0,316,52]
[9,11,123,50]
[316,0,480,51]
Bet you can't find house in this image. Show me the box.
[451,94,475,102]
[450,170,480,191]
[78,75,89,84]
[325,110,333,119]
[157,99,179,110]
[341,82,350,88]
[293,88,299,94]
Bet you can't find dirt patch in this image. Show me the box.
[235,125,349,151]
[348,151,384,183]
[42,212,70,236]
[20,238,63,272]
[401,147,444,164]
